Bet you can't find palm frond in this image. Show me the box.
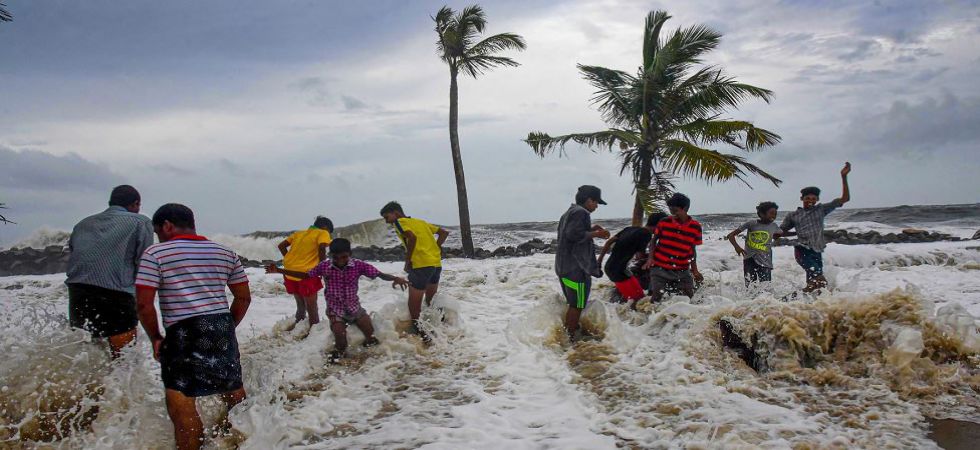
[660,139,781,186]
[674,119,782,150]
[0,203,13,224]
[635,171,676,214]
[0,3,11,22]
[457,4,487,45]
[465,32,527,57]
[578,64,639,128]
[642,11,671,70]
[672,78,774,123]
[459,55,520,77]
[525,130,642,157]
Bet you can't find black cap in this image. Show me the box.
[577,185,607,205]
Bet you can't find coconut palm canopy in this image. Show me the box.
[526,10,781,225]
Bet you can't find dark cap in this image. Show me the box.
[577,185,607,205]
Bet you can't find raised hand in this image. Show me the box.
[841,161,851,177]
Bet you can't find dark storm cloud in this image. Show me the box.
[0,146,123,190]
[845,93,980,156]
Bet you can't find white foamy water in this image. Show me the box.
[1,234,979,448]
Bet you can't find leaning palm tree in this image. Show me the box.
[526,10,781,225]
[434,4,526,257]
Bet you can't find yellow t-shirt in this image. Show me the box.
[394,217,442,268]
[282,227,332,280]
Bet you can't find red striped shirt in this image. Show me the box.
[652,217,703,270]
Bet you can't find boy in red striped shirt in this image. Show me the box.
[641,193,703,307]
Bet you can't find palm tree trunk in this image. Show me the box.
[448,68,476,257]
[632,149,653,226]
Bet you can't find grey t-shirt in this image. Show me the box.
[735,220,782,268]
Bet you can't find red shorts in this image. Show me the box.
[614,277,644,300]
[283,276,323,296]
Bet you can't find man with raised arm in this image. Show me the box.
[780,162,852,293]
[135,204,251,450]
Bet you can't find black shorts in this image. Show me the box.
[161,313,243,398]
[67,283,138,338]
[559,277,591,309]
[648,267,695,298]
[743,258,772,286]
[407,266,442,290]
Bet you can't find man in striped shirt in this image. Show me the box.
[135,204,251,450]
[642,193,703,306]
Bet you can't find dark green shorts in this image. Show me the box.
[559,277,591,309]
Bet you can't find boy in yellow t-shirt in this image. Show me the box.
[380,201,449,343]
[278,216,333,325]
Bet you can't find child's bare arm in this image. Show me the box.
[836,162,851,205]
[726,229,745,256]
[377,272,409,290]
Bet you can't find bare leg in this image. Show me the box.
[216,387,246,432]
[165,389,203,450]
[407,287,424,321]
[424,283,439,307]
[107,328,137,359]
[354,314,375,340]
[803,275,828,293]
[565,307,582,337]
[330,319,348,354]
[292,294,306,322]
[219,387,246,410]
[302,293,319,325]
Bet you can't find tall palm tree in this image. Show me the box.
[526,10,781,226]
[434,5,526,257]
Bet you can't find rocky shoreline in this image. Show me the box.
[1,229,978,276]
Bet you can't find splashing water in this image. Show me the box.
[1,235,978,448]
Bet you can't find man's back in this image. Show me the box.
[67,206,153,293]
[394,217,442,268]
[136,235,247,328]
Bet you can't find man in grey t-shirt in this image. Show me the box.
[556,185,609,340]
[727,202,788,287]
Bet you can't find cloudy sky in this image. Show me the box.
[1,0,979,243]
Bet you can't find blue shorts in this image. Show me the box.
[794,246,823,281]
[407,266,442,290]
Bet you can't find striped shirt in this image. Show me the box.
[66,206,154,294]
[651,217,703,270]
[135,235,248,328]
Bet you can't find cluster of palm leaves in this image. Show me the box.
[0,204,12,224]
[0,2,12,23]
[525,11,781,225]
